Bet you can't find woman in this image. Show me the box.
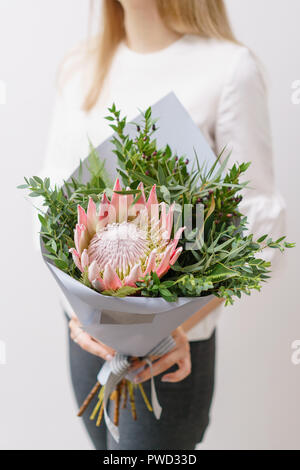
[41,0,285,450]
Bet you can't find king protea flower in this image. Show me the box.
[69,178,185,292]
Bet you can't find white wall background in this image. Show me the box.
[0,0,299,450]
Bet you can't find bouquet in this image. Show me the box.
[19,93,294,442]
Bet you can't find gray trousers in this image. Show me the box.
[68,322,216,450]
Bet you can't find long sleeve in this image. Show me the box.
[32,94,76,318]
[215,47,286,268]
[40,46,93,185]
[32,93,72,249]
[33,64,90,249]
[40,95,73,186]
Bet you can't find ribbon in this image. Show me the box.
[97,335,176,443]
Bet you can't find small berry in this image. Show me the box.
[175,156,178,161]
[145,170,150,176]
[137,125,140,132]
[185,158,189,165]
[143,136,148,142]
[142,153,146,159]
[152,151,158,157]
[197,197,202,203]
[215,219,220,224]
[152,124,156,131]
[209,189,214,196]
[227,213,233,218]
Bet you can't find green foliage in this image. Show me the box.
[18,148,111,280]
[101,286,140,298]
[135,223,293,305]
[137,273,177,302]
[19,104,295,304]
[105,107,247,205]
[87,139,112,188]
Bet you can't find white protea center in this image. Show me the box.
[88,222,149,279]
[69,178,185,292]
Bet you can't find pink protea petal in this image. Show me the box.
[75,224,89,255]
[87,197,97,235]
[160,203,167,232]
[124,263,143,287]
[111,178,122,213]
[146,184,158,211]
[147,185,159,226]
[101,192,110,206]
[77,205,87,227]
[103,264,122,290]
[156,244,173,278]
[129,182,146,219]
[96,217,110,232]
[69,248,83,272]
[136,182,146,206]
[170,247,183,265]
[74,224,84,253]
[166,203,175,239]
[118,188,131,223]
[107,204,117,225]
[98,192,111,227]
[126,187,134,207]
[92,277,105,292]
[144,249,157,275]
[133,206,149,232]
[81,249,89,270]
[88,260,99,283]
[172,226,186,251]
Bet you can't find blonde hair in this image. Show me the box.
[83,0,237,111]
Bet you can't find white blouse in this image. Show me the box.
[38,34,286,341]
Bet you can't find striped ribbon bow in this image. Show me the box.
[98,335,176,443]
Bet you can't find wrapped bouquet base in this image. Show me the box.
[47,260,213,355]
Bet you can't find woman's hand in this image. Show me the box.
[130,326,191,384]
[69,315,115,361]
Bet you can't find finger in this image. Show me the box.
[161,357,191,383]
[69,320,115,359]
[69,317,80,330]
[75,332,114,360]
[70,325,83,341]
[134,348,184,383]
[90,337,115,357]
[69,319,83,336]
[172,327,188,346]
